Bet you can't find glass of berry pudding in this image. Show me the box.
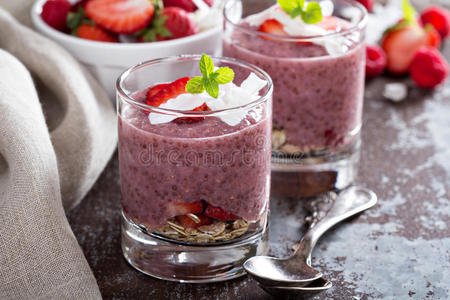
[223,0,368,195]
[117,54,272,282]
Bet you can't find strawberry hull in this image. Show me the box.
[223,22,365,152]
[118,97,271,228]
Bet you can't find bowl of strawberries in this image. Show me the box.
[31,0,224,98]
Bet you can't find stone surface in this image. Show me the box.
[68,2,450,299]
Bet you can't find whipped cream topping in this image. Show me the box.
[245,1,351,56]
[148,73,267,126]
[189,0,226,31]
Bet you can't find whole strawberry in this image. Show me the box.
[365,45,387,78]
[381,0,441,75]
[41,0,71,31]
[409,46,448,88]
[420,6,450,39]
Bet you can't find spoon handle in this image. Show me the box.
[294,186,377,264]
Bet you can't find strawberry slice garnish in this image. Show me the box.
[76,24,118,42]
[85,0,154,34]
[173,103,210,124]
[146,83,170,100]
[176,214,212,228]
[381,23,441,75]
[160,7,199,40]
[258,19,287,40]
[168,201,204,217]
[204,204,238,221]
[145,77,210,123]
[41,0,72,31]
[146,77,190,107]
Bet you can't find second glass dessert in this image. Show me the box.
[223,0,368,195]
[117,55,273,282]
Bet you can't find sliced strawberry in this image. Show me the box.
[85,0,154,34]
[146,83,170,99]
[41,0,72,31]
[258,19,287,40]
[176,214,212,228]
[146,77,190,107]
[173,103,210,124]
[420,6,450,39]
[76,24,118,42]
[381,23,441,75]
[160,7,199,40]
[168,201,204,217]
[204,204,238,221]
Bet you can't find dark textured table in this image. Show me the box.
[68,8,450,300]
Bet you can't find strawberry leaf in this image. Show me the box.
[402,0,417,25]
[67,8,86,33]
[186,77,205,94]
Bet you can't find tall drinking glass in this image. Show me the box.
[117,55,273,282]
[223,0,368,196]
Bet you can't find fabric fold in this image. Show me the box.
[0,3,117,299]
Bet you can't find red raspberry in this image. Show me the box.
[41,0,71,31]
[420,6,450,39]
[365,45,387,78]
[409,46,449,89]
[354,0,374,13]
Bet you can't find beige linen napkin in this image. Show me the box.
[0,3,117,299]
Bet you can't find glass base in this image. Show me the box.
[271,141,360,197]
[121,212,269,283]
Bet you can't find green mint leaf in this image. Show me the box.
[214,67,234,84]
[290,6,303,19]
[199,54,214,77]
[203,78,219,98]
[301,2,323,24]
[277,0,297,14]
[402,0,417,25]
[186,77,205,94]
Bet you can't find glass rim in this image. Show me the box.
[116,55,273,117]
[223,0,368,42]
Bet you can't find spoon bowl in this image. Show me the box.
[259,277,332,298]
[244,186,377,292]
[244,256,322,287]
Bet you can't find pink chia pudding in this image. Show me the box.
[223,20,365,152]
[118,87,271,243]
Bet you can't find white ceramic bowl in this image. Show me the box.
[31,0,223,99]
